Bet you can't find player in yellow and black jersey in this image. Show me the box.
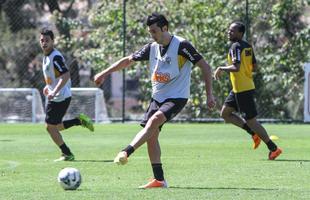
[214,21,282,160]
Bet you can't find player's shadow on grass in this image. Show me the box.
[169,186,277,191]
[0,139,14,142]
[274,159,310,162]
[73,159,113,163]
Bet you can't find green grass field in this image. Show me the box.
[0,123,309,200]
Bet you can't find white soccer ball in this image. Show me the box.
[57,167,82,190]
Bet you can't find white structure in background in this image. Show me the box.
[59,88,109,123]
[0,88,109,123]
[304,63,310,122]
[0,88,45,123]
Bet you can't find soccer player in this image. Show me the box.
[94,13,216,188]
[214,21,282,160]
[40,28,94,162]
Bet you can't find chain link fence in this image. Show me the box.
[0,0,154,122]
[0,0,308,123]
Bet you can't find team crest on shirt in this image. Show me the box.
[155,56,171,64]
[163,56,171,64]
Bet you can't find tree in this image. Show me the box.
[0,0,309,120]
[74,0,309,119]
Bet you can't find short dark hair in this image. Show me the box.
[232,21,245,36]
[146,13,168,30]
[40,28,54,40]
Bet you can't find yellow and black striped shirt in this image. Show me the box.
[227,40,256,93]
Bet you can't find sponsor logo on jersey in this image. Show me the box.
[152,71,171,83]
[182,48,194,61]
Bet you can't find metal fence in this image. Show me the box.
[0,0,308,122]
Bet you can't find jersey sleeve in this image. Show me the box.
[53,55,68,75]
[178,40,203,65]
[132,43,151,61]
[229,42,242,64]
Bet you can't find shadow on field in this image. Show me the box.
[73,160,113,163]
[274,159,310,162]
[169,186,277,191]
[0,139,14,142]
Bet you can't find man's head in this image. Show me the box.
[228,21,245,42]
[146,13,169,44]
[146,13,169,30]
[40,28,54,55]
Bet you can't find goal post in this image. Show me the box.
[0,88,45,123]
[60,88,109,123]
[0,87,109,123]
[304,63,310,122]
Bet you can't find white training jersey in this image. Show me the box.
[149,36,193,102]
[42,49,71,102]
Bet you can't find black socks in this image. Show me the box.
[242,123,255,136]
[122,145,135,157]
[266,140,277,152]
[63,118,81,129]
[152,163,164,181]
[59,143,73,155]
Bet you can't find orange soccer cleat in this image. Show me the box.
[138,178,168,189]
[252,134,261,149]
[268,148,282,160]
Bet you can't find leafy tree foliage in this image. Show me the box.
[74,0,309,119]
[0,0,309,119]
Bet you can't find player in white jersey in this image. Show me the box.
[94,13,215,188]
[40,28,94,162]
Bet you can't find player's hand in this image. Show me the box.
[214,67,224,80]
[206,94,216,109]
[43,86,49,96]
[94,73,105,86]
[47,91,56,100]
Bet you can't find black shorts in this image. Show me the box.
[224,90,257,120]
[140,98,188,129]
[45,97,71,125]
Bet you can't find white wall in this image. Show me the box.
[304,63,310,122]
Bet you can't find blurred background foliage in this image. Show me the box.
[0,0,309,120]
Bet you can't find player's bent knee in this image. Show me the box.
[220,111,230,121]
[46,123,57,132]
[246,117,257,125]
[146,113,165,130]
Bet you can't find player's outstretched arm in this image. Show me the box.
[94,55,135,86]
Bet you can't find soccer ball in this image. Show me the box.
[57,167,82,190]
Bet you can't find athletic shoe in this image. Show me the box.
[54,154,75,162]
[113,151,128,165]
[138,178,168,189]
[252,134,261,149]
[268,148,282,160]
[79,113,94,132]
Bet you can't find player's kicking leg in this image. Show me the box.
[114,110,166,165]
